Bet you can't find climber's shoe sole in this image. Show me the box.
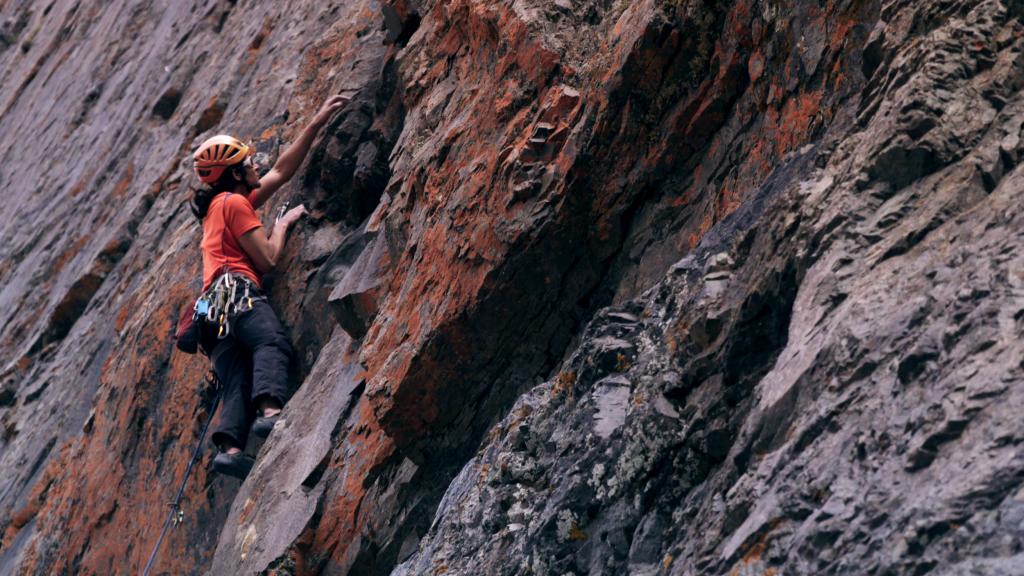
[212,452,255,479]
[252,414,280,439]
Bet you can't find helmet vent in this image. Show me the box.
[193,135,249,183]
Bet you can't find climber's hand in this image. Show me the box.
[250,96,353,210]
[312,94,352,127]
[280,204,308,227]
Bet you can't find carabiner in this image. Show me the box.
[217,313,230,339]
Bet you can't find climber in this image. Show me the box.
[189,94,350,479]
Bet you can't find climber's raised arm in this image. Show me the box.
[249,93,351,209]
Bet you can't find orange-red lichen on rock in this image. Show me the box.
[731,518,784,575]
[14,265,218,573]
[715,182,743,220]
[1,444,63,548]
[238,17,275,76]
[311,403,397,567]
[697,214,714,248]
[773,88,824,157]
[67,163,99,198]
[48,234,91,278]
[748,47,766,82]
[111,164,135,198]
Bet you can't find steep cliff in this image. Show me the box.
[0,0,1022,575]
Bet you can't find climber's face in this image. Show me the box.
[241,156,261,190]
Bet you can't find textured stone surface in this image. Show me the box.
[0,1,384,573]
[208,328,363,575]
[0,0,1022,574]
[398,1,1024,574]
[328,231,388,339]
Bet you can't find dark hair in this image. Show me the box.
[190,165,244,220]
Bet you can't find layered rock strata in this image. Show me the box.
[0,0,1021,575]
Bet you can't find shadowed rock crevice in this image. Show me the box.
[390,1,1024,574]
[27,235,133,358]
[390,174,805,574]
[288,0,883,571]
[306,50,405,227]
[382,0,422,46]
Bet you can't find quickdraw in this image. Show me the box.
[193,272,259,339]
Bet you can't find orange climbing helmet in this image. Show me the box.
[193,134,251,184]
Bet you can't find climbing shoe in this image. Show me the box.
[212,452,255,479]
[252,414,280,439]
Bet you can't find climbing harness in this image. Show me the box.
[193,272,260,339]
[142,371,222,576]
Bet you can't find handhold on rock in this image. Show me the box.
[195,95,228,133]
[382,0,421,45]
[510,178,541,204]
[521,122,570,164]
[539,85,581,126]
[705,252,735,274]
[152,87,183,120]
[532,122,555,140]
[250,137,281,173]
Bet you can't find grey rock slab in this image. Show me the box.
[393,3,1024,575]
[207,329,361,574]
[328,230,388,339]
[592,375,631,439]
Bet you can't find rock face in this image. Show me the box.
[1,0,1023,575]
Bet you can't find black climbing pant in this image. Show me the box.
[207,299,293,451]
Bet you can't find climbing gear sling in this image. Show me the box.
[176,271,261,354]
[142,372,222,576]
[194,271,262,339]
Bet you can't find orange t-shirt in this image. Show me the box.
[201,192,264,290]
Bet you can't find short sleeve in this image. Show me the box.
[224,194,263,239]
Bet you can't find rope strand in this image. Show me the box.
[142,372,222,576]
